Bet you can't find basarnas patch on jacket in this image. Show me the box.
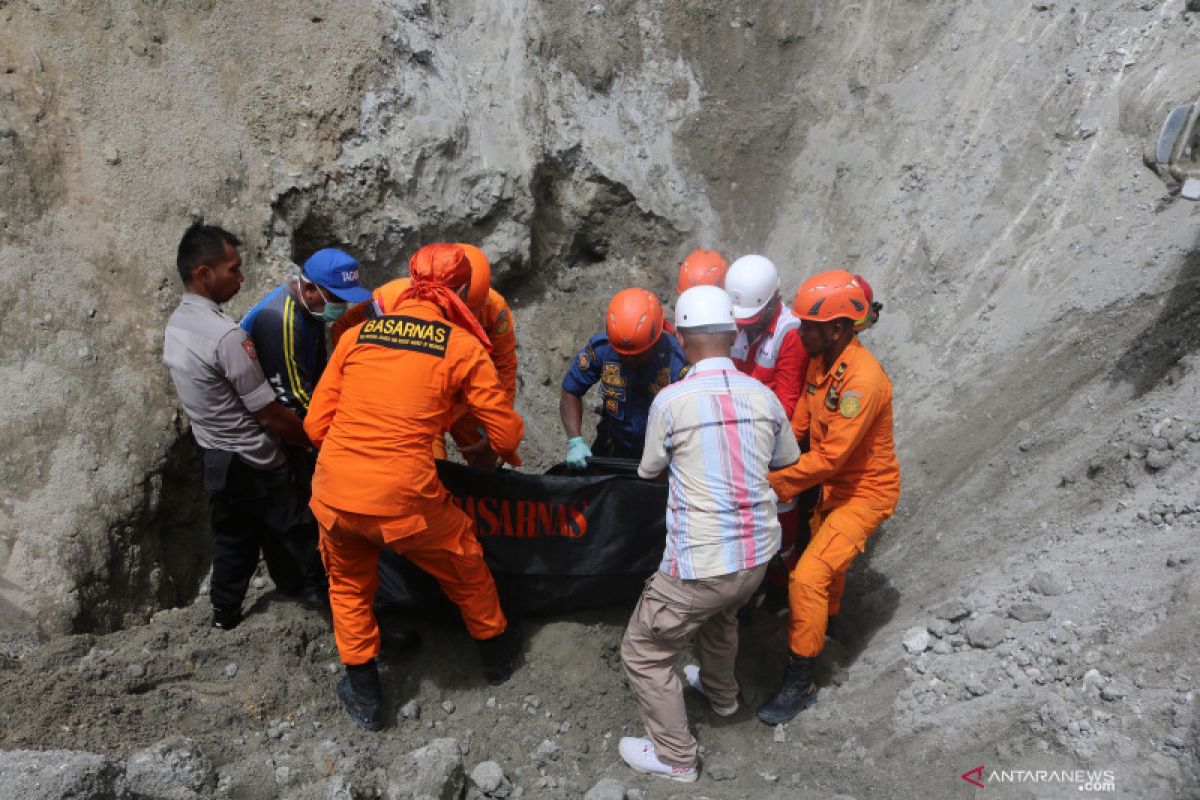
[839,390,862,418]
[578,347,594,370]
[241,339,258,360]
[357,315,450,357]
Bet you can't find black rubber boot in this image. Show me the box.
[478,619,524,685]
[212,606,243,631]
[337,660,383,732]
[757,652,817,725]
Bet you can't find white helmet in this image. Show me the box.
[725,254,780,320]
[675,285,737,332]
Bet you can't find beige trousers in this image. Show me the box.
[620,564,768,768]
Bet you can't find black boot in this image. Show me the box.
[337,660,383,732]
[212,606,243,630]
[478,619,524,685]
[757,652,817,725]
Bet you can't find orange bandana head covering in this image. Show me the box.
[392,243,492,351]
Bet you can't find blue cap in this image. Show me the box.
[301,249,372,303]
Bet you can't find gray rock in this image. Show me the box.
[1029,571,1071,596]
[583,777,626,800]
[126,737,214,799]
[0,749,128,799]
[1008,603,1051,623]
[400,699,421,719]
[441,699,456,714]
[773,724,787,743]
[707,763,737,781]
[932,640,954,655]
[930,600,972,622]
[965,616,1007,649]
[626,790,645,800]
[902,626,931,654]
[535,739,562,762]
[1146,449,1173,471]
[470,761,505,793]
[224,662,238,678]
[387,738,463,800]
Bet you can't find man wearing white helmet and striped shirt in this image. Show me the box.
[618,285,800,782]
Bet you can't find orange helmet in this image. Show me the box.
[606,288,665,355]
[456,243,492,312]
[792,269,869,324]
[676,249,728,294]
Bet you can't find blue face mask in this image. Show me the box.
[320,301,347,323]
[297,276,347,323]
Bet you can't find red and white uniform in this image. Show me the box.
[731,304,807,418]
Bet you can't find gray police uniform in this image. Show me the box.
[164,293,324,616]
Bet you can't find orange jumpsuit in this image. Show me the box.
[305,298,524,665]
[768,337,900,658]
[332,280,518,466]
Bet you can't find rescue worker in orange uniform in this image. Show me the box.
[331,245,517,468]
[675,249,728,295]
[756,269,900,725]
[304,243,525,732]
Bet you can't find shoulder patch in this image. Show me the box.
[493,309,511,336]
[839,391,862,419]
[242,339,258,361]
[578,347,594,371]
[357,315,450,357]
[678,363,692,379]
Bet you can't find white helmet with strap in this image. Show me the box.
[725,254,780,320]
[675,285,737,332]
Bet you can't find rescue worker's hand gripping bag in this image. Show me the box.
[376,461,668,614]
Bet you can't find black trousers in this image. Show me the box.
[203,449,325,612]
[591,427,644,461]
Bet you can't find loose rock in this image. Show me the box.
[126,737,215,799]
[583,777,626,800]
[964,616,1007,649]
[1028,571,1071,597]
[470,760,506,793]
[1008,603,1051,623]
[902,626,931,654]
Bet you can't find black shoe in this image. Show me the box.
[757,652,817,725]
[337,661,383,732]
[212,606,243,630]
[478,619,524,686]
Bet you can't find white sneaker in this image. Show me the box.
[683,664,739,716]
[618,737,699,782]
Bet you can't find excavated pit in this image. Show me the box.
[3,0,1200,797]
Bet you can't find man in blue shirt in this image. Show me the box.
[559,288,688,466]
[241,248,373,416]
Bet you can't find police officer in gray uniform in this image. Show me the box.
[163,223,326,629]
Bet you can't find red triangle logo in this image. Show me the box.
[961,765,985,788]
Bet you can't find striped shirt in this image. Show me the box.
[638,357,800,579]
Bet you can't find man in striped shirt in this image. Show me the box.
[619,286,800,783]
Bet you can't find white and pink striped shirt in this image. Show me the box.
[638,357,800,579]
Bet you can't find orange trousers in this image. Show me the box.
[310,497,507,666]
[788,503,892,657]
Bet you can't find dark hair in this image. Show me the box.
[176,223,242,284]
